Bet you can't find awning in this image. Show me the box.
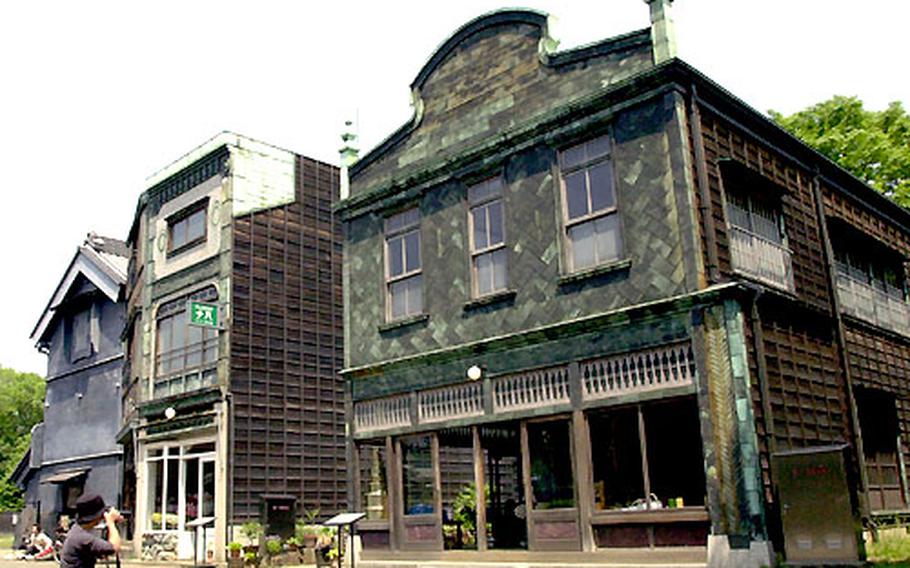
[41,469,88,484]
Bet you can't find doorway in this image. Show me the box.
[480,423,527,549]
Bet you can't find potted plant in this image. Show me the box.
[228,542,244,559]
[240,521,263,554]
[243,551,259,567]
[265,538,282,566]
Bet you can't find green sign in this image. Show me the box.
[189,301,219,329]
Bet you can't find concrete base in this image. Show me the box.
[706,535,773,568]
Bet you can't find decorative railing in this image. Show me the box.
[354,394,411,434]
[729,225,795,291]
[836,269,910,336]
[418,382,484,424]
[492,366,570,412]
[582,342,696,402]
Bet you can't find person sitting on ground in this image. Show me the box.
[20,524,54,560]
[59,494,123,568]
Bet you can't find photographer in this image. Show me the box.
[59,493,123,568]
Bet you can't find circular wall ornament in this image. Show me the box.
[210,200,221,227]
[157,230,168,252]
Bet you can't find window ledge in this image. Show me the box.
[559,258,631,285]
[378,313,429,333]
[463,289,517,311]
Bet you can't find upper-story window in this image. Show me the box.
[725,185,794,292]
[832,225,909,335]
[559,134,622,272]
[168,200,208,256]
[469,178,507,297]
[385,209,422,321]
[154,287,218,399]
[69,306,93,362]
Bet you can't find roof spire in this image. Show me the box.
[339,120,359,200]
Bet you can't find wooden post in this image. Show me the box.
[385,436,397,550]
[520,421,536,550]
[431,433,443,551]
[571,410,595,551]
[472,426,488,551]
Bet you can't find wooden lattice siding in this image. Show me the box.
[230,156,345,519]
[492,366,570,412]
[844,323,910,509]
[355,395,411,433]
[760,301,849,451]
[822,188,910,259]
[581,342,695,402]
[692,107,832,311]
[418,382,484,424]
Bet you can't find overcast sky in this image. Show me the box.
[1,1,908,376]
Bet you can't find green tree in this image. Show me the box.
[0,365,45,510]
[769,96,910,206]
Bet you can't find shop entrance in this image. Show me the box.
[480,423,527,549]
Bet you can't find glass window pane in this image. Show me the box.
[148,459,163,530]
[588,162,615,212]
[492,248,508,291]
[386,208,419,233]
[594,214,622,263]
[565,171,588,220]
[408,275,423,315]
[404,231,421,272]
[185,458,199,523]
[358,444,389,521]
[388,236,404,277]
[468,178,501,204]
[472,207,488,251]
[643,398,706,507]
[390,280,407,320]
[165,457,179,529]
[202,461,215,518]
[586,136,611,161]
[187,209,206,242]
[171,219,187,249]
[569,221,596,270]
[561,144,586,170]
[589,407,645,511]
[488,201,504,246]
[402,435,435,515]
[527,421,575,509]
[439,428,477,550]
[476,253,493,296]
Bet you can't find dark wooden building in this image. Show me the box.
[120,133,344,562]
[339,4,910,566]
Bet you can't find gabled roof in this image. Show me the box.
[31,233,128,345]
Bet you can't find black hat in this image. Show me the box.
[76,493,106,525]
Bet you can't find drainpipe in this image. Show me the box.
[644,0,677,64]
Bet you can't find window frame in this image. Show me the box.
[384,208,423,322]
[558,133,623,273]
[152,287,219,399]
[68,305,94,363]
[167,198,209,257]
[468,177,508,298]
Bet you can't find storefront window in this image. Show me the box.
[588,397,705,512]
[481,423,526,549]
[357,442,389,520]
[589,407,645,510]
[527,421,575,510]
[146,443,216,532]
[401,435,434,515]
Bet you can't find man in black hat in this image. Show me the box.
[59,493,123,568]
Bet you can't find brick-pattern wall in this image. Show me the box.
[230,156,345,519]
[346,96,696,372]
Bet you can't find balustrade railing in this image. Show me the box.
[729,225,795,291]
[836,269,910,336]
[582,342,696,402]
[492,366,570,412]
[418,382,484,424]
[354,394,411,434]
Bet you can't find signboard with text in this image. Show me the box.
[188,301,220,329]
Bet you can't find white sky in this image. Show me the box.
[1,1,908,376]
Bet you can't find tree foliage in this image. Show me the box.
[0,365,45,511]
[769,96,910,206]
